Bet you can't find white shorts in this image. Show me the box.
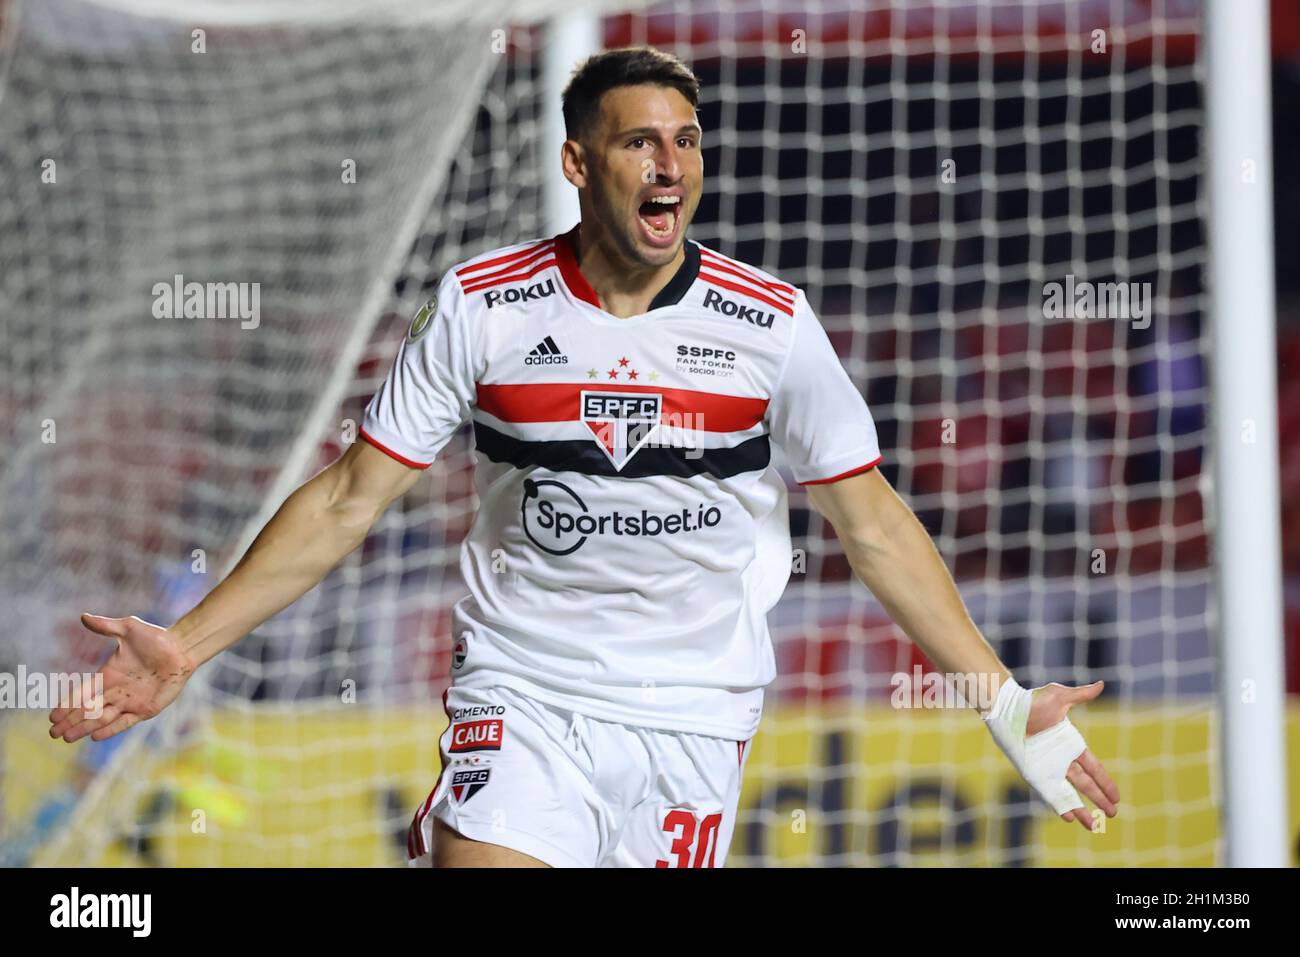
[407,684,752,868]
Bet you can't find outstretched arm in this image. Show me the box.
[805,467,1120,831]
[49,439,421,743]
[170,439,420,665]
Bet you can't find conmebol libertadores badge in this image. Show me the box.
[408,294,436,340]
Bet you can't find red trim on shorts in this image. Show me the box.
[409,687,453,859]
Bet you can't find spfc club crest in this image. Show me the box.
[581,390,662,470]
[450,767,491,804]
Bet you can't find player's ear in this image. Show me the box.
[561,138,588,189]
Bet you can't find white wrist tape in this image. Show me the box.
[982,677,1087,815]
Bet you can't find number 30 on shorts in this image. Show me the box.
[655,810,724,868]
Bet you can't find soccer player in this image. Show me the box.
[49,46,1119,867]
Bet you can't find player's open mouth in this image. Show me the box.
[636,195,681,245]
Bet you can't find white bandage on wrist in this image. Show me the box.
[982,676,1087,815]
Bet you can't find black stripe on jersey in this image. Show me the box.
[472,420,770,479]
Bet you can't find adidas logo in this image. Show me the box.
[524,335,569,366]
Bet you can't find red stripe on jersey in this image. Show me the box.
[359,427,432,470]
[698,249,796,301]
[476,382,769,433]
[457,241,555,287]
[460,253,558,294]
[799,455,884,486]
[455,239,554,279]
[698,270,796,317]
[553,224,602,308]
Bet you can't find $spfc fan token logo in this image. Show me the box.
[581,391,662,471]
[408,295,436,341]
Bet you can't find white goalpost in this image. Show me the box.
[1203,0,1288,868]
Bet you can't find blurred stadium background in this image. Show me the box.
[1,0,1296,866]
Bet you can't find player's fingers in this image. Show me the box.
[1063,680,1104,707]
[91,703,122,730]
[49,707,85,738]
[1067,761,1117,818]
[51,673,118,725]
[53,698,123,741]
[90,712,140,742]
[80,612,129,640]
[77,704,125,740]
[51,679,124,731]
[78,691,116,724]
[1077,749,1121,805]
[61,707,117,743]
[1060,808,1093,832]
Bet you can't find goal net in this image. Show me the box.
[1,0,1215,867]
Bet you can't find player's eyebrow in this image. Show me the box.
[615,124,702,140]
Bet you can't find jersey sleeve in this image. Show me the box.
[766,289,883,485]
[360,270,476,469]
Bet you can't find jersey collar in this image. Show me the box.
[555,222,700,313]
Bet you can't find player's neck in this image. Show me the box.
[574,221,685,319]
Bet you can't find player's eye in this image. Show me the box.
[628,137,647,149]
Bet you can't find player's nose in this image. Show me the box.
[655,143,683,183]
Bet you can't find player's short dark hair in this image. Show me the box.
[561,46,700,144]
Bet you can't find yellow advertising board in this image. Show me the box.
[5,700,1297,867]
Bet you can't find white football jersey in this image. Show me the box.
[361,224,881,738]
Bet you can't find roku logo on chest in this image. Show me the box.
[449,718,504,752]
[484,278,556,308]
